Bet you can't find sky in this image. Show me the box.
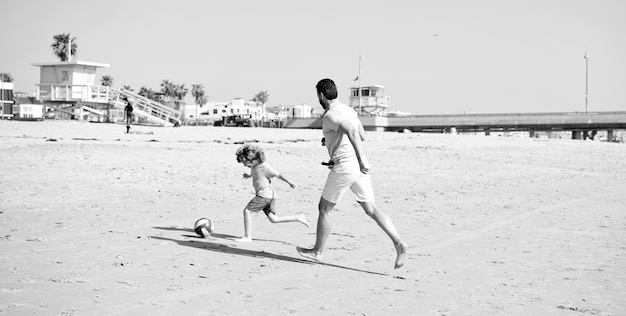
[1,0,625,115]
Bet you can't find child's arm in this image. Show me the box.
[277,174,297,189]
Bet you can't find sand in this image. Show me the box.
[1,120,625,315]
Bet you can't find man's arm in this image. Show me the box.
[337,120,370,174]
[358,121,366,141]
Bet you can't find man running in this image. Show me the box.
[297,78,408,269]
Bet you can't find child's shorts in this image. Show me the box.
[245,196,276,216]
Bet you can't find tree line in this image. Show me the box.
[54,33,269,114]
[3,33,271,119]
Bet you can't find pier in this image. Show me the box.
[283,111,626,141]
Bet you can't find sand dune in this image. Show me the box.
[1,120,624,315]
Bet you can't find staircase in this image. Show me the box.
[109,88,182,127]
[47,103,104,120]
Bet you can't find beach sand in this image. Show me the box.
[1,120,625,315]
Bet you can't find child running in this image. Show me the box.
[235,144,310,242]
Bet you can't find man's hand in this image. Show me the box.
[359,159,371,174]
[321,160,335,169]
[321,137,326,147]
[242,173,251,179]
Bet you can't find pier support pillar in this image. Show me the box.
[571,131,582,139]
[607,129,614,142]
[529,130,535,138]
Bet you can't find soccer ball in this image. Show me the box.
[194,218,214,238]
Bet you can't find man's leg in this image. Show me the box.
[296,197,335,261]
[359,201,408,269]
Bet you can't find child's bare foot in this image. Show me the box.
[394,241,408,269]
[298,214,310,228]
[296,246,322,262]
[235,237,252,243]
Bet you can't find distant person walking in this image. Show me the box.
[297,78,408,269]
[123,96,133,132]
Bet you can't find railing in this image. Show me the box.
[349,96,390,108]
[37,84,110,103]
[33,84,181,126]
[109,88,182,126]
[382,111,626,131]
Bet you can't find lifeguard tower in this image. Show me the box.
[32,57,182,126]
[349,85,390,116]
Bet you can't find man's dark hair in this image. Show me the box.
[316,78,338,100]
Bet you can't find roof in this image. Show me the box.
[349,85,385,90]
[31,60,110,68]
[16,96,42,105]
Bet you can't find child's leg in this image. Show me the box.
[267,212,310,228]
[236,208,253,242]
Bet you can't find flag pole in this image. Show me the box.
[358,53,362,116]
[584,51,589,114]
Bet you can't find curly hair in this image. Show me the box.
[236,144,266,164]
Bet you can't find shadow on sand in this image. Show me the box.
[150,235,394,277]
[152,226,293,245]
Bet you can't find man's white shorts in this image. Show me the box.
[321,163,375,203]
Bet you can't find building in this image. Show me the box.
[1,81,15,119]
[185,98,264,123]
[30,57,182,126]
[264,106,289,120]
[349,85,390,116]
[12,94,44,120]
[282,104,314,119]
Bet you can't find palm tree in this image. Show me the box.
[159,79,176,106]
[174,84,188,113]
[100,75,113,87]
[175,84,188,101]
[191,84,208,125]
[51,33,77,61]
[0,73,14,82]
[122,85,134,92]
[139,86,158,102]
[252,91,270,119]
[160,79,175,97]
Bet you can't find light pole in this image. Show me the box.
[584,51,589,114]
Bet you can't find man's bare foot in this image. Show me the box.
[298,214,310,228]
[296,246,322,262]
[394,242,408,269]
[235,237,252,243]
